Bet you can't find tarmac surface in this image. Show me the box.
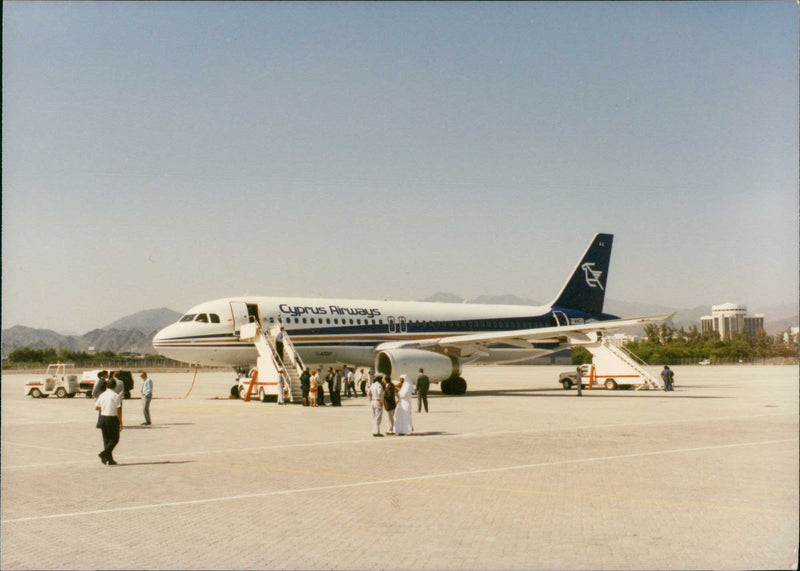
[1,365,797,570]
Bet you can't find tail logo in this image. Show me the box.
[581,262,604,290]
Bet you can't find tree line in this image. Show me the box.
[574,324,798,365]
[3,347,182,369]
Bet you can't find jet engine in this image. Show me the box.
[374,348,467,395]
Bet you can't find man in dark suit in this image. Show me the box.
[416,368,430,413]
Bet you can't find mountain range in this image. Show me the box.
[1,308,181,356]
[1,298,797,357]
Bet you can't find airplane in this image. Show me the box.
[153,233,670,394]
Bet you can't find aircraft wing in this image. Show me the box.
[377,313,674,356]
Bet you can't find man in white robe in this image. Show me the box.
[394,374,414,435]
[368,375,384,436]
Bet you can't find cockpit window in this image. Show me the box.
[180,314,197,322]
[210,313,220,324]
[195,314,209,323]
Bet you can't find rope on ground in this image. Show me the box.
[160,365,199,399]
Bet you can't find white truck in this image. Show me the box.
[24,363,79,398]
[558,363,640,390]
[237,367,287,402]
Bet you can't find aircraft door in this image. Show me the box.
[552,310,569,327]
[388,316,396,333]
[231,302,261,334]
[399,317,407,333]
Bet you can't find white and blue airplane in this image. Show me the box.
[153,233,669,394]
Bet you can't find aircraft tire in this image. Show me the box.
[440,379,453,394]
[452,377,467,395]
[230,384,240,398]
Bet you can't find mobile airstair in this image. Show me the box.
[239,322,305,403]
[581,337,663,390]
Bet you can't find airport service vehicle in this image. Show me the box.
[236,367,285,402]
[698,359,711,366]
[24,363,79,398]
[558,363,637,390]
[154,233,672,395]
[79,369,134,399]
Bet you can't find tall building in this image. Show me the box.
[700,303,765,339]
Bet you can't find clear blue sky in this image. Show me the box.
[3,2,798,333]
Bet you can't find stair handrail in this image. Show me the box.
[601,338,662,389]
[269,324,305,377]
[605,339,649,368]
[255,322,294,393]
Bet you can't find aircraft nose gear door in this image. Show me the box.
[231,302,261,335]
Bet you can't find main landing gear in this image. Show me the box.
[440,377,467,395]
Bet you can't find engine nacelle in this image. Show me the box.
[374,349,460,384]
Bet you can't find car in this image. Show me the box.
[79,369,134,399]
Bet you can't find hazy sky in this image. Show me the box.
[3,2,798,333]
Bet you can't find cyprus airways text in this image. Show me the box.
[279,304,382,319]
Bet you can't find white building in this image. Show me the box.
[700,303,765,339]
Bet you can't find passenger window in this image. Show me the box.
[310,318,315,324]
[268,317,274,324]
[302,318,307,324]
[326,318,331,324]
[334,318,339,324]
[180,314,196,322]
[210,314,220,323]
[357,319,361,325]
[349,319,354,325]
[195,314,209,323]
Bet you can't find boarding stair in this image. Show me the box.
[239,323,306,403]
[583,337,663,390]
[269,324,305,402]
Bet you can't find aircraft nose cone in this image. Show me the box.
[152,324,175,350]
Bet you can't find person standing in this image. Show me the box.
[92,371,108,399]
[316,366,326,406]
[576,366,582,397]
[332,368,343,406]
[394,374,414,435]
[661,365,675,391]
[382,376,397,435]
[416,368,430,413]
[139,371,153,425]
[309,370,319,407]
[368,374,385,436]
[277,373,286,405]
[95,378,123,465]
[345,367,355,398]
[300,368,310,406]
[275,325,285,362]
[325,368,334,404]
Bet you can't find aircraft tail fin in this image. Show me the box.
[548,233,613,315]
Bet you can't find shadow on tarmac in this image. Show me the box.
[116,460,195,467]
[124,422,195,430]
[450,388,728,399]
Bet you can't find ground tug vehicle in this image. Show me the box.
[24,363,79,398]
